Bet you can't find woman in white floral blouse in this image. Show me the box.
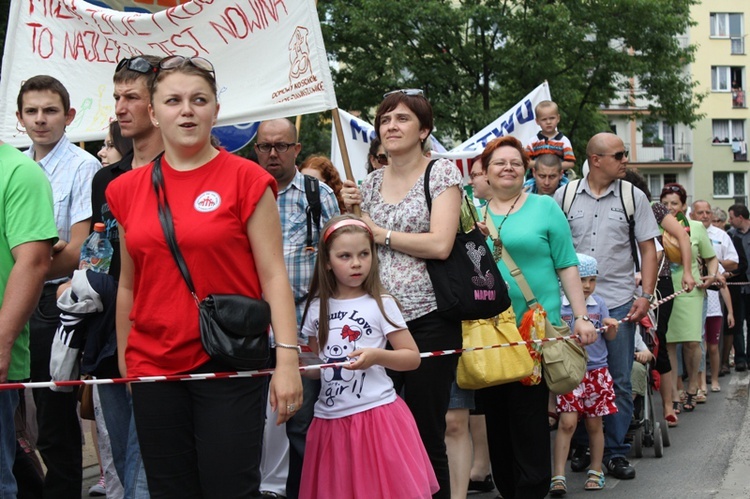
[342,89,462,498]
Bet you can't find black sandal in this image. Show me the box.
[683,392,696,412]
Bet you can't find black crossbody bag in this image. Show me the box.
[151,157,270,370]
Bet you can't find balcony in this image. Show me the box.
[623,141,692,164]
[731,37,745,55]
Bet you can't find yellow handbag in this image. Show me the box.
[457,308,535,390]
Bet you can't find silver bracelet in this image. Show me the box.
[275,342,301,354]
[385,229,392,249]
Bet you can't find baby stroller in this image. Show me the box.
[629,310,670,458]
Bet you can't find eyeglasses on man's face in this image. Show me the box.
[595,150,629,161]
[255,142,297,154]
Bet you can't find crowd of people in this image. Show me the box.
[0,55,748,499]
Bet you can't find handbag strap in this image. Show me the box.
[483,205,538,308]
[151,157,200,304]
[423,159,477,233]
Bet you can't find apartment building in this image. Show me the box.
[600,3,748,209]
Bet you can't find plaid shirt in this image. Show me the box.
[25,136,100,283]
[278,171,339,337]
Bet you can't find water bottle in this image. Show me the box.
[79,223,113,274]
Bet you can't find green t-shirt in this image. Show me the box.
[0,144,58,380]
[486,194,579,326]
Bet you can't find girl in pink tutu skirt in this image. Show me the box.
[300,215,439,499]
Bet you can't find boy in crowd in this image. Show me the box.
[525,100,576,173]
[16,74,101,497]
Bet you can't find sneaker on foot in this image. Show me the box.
[89,474,106,496]
[606,456,636,480]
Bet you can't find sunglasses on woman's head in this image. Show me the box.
[663,185,683,193]
[158,56,216,79]
[383,88,424,98]
[115,57,157,74]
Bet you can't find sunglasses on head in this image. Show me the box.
[663,185,684,194]
[375,153,388,165]
[158,56,215,79]
[116,57,157,75]
[596,150,629,161]
[383,88,424,99]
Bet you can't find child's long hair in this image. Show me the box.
[302,214,403,349]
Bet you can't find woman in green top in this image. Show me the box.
[660,183,720,412]
[476,136,596,499]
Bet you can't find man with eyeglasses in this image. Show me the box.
[554,132,659,482]
[15,75,101,498]
[88,55,164,499]
[468,156,491,203]
[254,118,339,499]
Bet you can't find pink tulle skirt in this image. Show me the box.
[300,397,439,499]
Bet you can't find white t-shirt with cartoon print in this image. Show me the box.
[301,294,407,419]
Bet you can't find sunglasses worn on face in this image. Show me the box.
[596,150,629,161]
[376,153,388,165]
[158,56,215,78]
[383,88,424,99]
[255,142,297,154]
[116,57,157,74]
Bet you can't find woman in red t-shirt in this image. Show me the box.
[106,56,302,498]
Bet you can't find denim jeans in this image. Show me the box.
[603,301,636,460]
[0,389,19,499]
[98,384,149,498]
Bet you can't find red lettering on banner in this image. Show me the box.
[63,30,122,63]
[27,23,55,59]
[147,27,207,57]
[29,0,77,20]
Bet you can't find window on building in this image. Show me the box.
[642,123,661,146]
[712,119,745,144]
[714,172,747,198]
[712,66,731,91]
[711,13,745,54]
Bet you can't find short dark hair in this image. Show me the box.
[374,92,433,142]
[729,204,750,219]
[624,169,651,200]
[17,75,71,114]
[113,55,162,88]
[660,182,687,205]
[534,154,562,171]
[109,121,133,158]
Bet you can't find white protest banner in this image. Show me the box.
[434,82,551,175]
[0,0,337,147]
[330,109,375,183]
[330,109,448,184]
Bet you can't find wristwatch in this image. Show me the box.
[574,315,592,322]
[639,292,656,305]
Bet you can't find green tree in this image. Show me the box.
[319,0,703,161]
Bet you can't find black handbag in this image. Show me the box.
[151,158,270,371]
[423,160,510,320]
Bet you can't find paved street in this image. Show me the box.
[81,370,750,498]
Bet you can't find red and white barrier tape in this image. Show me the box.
[0,283,718,391]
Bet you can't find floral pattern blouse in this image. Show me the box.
[361,158,462,321]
